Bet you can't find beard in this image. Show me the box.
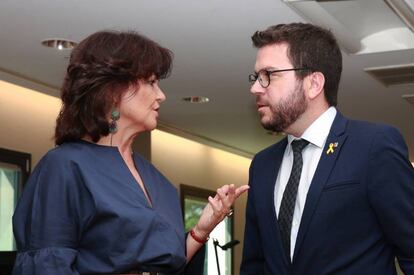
[260,81,307,133]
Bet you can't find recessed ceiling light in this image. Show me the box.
[41,38,77,50]
[182,96,210,103]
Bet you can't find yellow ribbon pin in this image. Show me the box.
[326,142,338,155]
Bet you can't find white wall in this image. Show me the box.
[0,81,61,166]
[151,130,251,274]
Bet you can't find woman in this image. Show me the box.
[12,30,248,274]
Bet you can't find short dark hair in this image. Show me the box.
[251,23,342,106]
[55,30,173,145]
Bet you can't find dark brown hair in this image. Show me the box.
[251,23,342,106]
[55,30,173,145]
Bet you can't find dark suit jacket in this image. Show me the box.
[240,112,414,275]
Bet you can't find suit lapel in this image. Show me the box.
[292,112,348,262]
[262,138,292,266]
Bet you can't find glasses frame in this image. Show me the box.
[249,67,310,88]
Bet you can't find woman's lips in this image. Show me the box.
[152,107,159,117]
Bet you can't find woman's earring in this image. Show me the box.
[109,108,120,133]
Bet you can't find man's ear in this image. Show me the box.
[305,72,325,100]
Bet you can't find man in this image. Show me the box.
[240,23,414,275]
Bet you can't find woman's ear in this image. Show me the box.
[306,71,325,100]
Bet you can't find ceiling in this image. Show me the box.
[0,0,414,160]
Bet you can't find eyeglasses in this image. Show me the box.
[248,68,310,88]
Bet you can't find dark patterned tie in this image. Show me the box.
[278,139,309,260]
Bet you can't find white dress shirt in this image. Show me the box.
[274,107,337,260]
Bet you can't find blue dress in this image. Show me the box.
[12,140,188,274]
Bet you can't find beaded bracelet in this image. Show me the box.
[190,228,210,244]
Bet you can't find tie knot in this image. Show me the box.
[291,139,309,153]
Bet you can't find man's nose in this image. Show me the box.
[250,80,265,95]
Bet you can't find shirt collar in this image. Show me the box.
[287,107,337,149]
